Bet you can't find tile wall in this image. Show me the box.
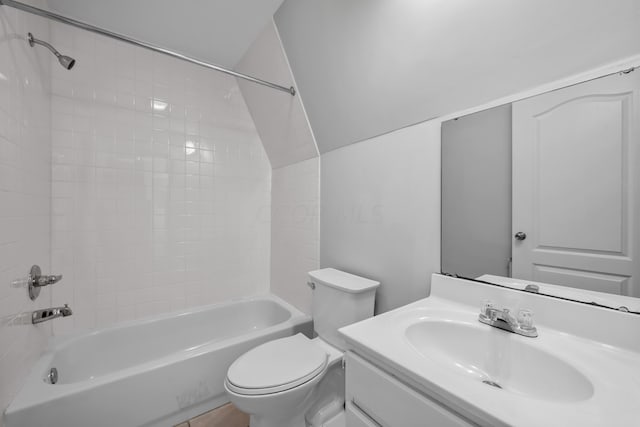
[0,5,52,419]
[48,23,272,334]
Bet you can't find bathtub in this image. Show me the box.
[3,294,311,427]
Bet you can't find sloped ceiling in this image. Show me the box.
[275,0,640,153]
[236,22,318,169]
[46,0,285,68]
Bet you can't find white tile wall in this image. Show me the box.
[0,6,52,420]
[49,23,272,334]
[271,158,320,313]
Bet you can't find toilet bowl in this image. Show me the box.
[224,268,379,427]
[224,334,342,427]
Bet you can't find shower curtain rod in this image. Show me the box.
[0,0,296,95]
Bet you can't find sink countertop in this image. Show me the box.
[339,274,640,427]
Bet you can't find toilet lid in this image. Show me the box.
[226,333,328,395]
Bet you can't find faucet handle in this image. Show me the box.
[517,309,535,330]
[28,265,63,301]
[481,300,495,318]
[36,274,63,287]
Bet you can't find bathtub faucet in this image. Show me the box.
[32,304,73,324]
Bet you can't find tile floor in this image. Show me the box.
[176,403,249,427]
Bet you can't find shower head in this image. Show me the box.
[57,55,76,70]
[27,32,76,70]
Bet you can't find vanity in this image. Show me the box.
[339,274,640,426]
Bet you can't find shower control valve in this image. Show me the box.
[28,265,63,301]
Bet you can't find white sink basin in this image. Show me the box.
[405,319,593,402]
[340,274,640,427]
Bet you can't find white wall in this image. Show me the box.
[49,22,272,334]
[275,0,640,153]
[236,21,319,313]
[0,6,52,420]
[320,121,441,314]
[271,158,319,313]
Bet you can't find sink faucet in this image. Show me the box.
[479,301,538,338]
[32,304,73,324]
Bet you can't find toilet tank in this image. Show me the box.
[309,268,380,350]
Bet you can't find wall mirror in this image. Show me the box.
[441,69,640,314]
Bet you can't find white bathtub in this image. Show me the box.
[4,295,311,427]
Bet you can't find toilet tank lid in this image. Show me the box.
[308,268,380,294]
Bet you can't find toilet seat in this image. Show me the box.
[226,334,328,396]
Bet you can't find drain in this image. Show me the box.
[47,367,58,384]
[482,379,502,389]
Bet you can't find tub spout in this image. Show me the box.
[32,304,72,324]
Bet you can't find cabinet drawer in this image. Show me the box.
[346,402,381,427]
[345,352,474,427]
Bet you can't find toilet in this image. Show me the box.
[224,268,379,427]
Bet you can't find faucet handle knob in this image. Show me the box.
[517,309,535,330]
[481,300,494,317]
[37,274,62,287]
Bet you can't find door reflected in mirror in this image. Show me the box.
[441,71,640,312]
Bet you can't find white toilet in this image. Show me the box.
[224,268,379,427]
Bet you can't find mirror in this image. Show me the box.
[441,70,640,314]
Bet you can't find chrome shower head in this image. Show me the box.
[27,32,76,70]
[57,55,76,70]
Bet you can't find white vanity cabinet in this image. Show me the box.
[345,352,475,427]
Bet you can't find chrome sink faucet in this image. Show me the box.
[479,301,538,338]
[32,304,73,324]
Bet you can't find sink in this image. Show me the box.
[339,274,640,426]
[405,319,594,403]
